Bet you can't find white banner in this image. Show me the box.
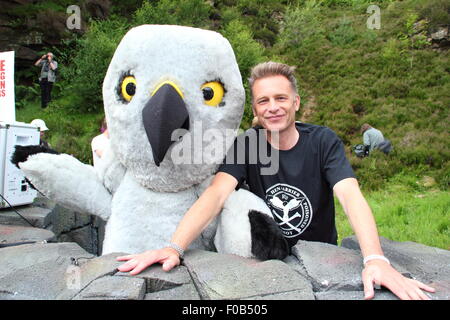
[0,51,15,122]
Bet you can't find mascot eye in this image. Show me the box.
[120,76,137,102]
[201,81,224,107]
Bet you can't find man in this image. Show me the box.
[361,123,392,155]
[30,118,50,148]
[117,62,434,300]
[34,52,58,108]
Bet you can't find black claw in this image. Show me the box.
[249,210,290,260]
[10,145,59,168]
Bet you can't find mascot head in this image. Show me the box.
[102,25,245,192]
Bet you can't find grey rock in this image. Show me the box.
[73,275,145,300]
[431,27,448,41]
[56,251,127,300]
[290,240,363,292]
[0,205,53,228]
[315,289,398,300]
[0,242,90,299]
[243,290,315,300]
[342,236,450,283]
[0,224,55,245]
[427,280,450,300]
[116,264,192,293]
[58,225,96,254]
[183,249,314,300]
[144,283,201,300]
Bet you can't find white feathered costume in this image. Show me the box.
[18,25,287,258]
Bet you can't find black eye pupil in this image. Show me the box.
[203,87,214,101]
[126,82,136,96]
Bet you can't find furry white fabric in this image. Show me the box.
[19,25,272,256]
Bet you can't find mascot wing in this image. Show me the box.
[19,152,112,220]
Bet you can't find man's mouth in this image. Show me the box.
[265,114,285,121]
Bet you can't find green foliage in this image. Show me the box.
[277,1,325,51]
[14,0,448,199]
[220,20,267,128]
[133,0,211,27]
[60,17,130,113]
[327,17,357,46]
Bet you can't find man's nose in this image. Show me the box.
[268,99,279,112]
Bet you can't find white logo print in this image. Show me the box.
[266,183,313,238]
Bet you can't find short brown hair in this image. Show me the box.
[249,61,298,99]
[361,123,371,133]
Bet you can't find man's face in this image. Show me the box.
[251,75,300,133]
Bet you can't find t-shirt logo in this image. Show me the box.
[265,183,313,238]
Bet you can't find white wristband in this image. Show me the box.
[167,242,185,259]
[363,254,390,266]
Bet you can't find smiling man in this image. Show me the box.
[117,61,435,300]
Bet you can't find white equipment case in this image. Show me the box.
[0,121,40,208]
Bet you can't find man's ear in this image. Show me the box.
[295,94,300,111]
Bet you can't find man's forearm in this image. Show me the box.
[334,178,384,258]
[170,172,238,250]
[170,186,224,249]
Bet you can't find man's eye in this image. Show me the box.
[257,99,268,105]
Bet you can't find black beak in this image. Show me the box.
[142,83,189,166]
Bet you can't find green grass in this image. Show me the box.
[336,175,450,250]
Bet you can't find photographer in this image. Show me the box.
[34,52,58,108]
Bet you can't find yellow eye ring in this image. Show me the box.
[201,81,224,107]
[121,76,137,102]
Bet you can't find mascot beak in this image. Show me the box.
[142,82,189,166]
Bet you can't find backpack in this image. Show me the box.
[353,144,369,158]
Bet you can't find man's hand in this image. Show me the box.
[116,247,181,275]
[362,259,435,300]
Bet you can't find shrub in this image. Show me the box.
[220,19,267,128]
[61,17,130,113]
[133,0,211,27]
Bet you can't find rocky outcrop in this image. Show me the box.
[0,236,448,300]
[0,0,113,83]
[0,196,448,300]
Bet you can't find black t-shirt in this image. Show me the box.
[217,122,355,247]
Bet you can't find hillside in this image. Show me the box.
[8,0,448,191]
[3,0,449,249]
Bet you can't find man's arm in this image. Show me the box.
[34,55,46,66]
[116,172,238,275]
[333,177,435,300]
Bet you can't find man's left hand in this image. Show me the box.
[362,259,435,300]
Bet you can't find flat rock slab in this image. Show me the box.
[0,205,53,228]
[0,242,90,299]
[183,249,314,300]
[117,264,192,292]
[315,289,398,300]
[73,275,146,300]
[342,236,450,283]
[57,251,127,300]
[289,240,363,292]
[0,224,55,245]
[144,283,201,300]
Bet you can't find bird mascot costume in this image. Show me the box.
[13,25,288,260]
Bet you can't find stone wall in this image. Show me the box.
[0,198,449,300]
